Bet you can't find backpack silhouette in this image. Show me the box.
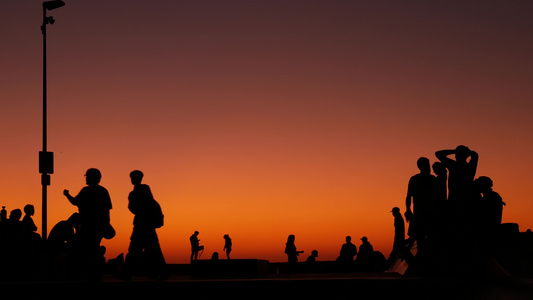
[149,199,164,228]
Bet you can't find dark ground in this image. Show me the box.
[1,269,533,299]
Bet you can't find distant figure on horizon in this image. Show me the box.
[358,236,374,256]
[120,170,168,280]
[284,234,304,264]
[306,249,319,272]
[405,157,437,255]
[211,252,219,261]
[63,168,113,279]
[223,234,232,260]
[190,231,203,262]
[306,250,319,263]
[356,236,374,271]
[338,236,357,263]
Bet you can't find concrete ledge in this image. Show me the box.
[189,259,270,278]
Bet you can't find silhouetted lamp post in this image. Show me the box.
[40,0,65,241]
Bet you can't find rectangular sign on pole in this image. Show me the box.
[39,151,54,174]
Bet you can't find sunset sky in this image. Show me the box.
[1,1,532,264]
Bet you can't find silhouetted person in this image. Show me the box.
[306,250,318,262]
[465,176,506,274]
[339,236,357,263]
[190,231,202,262]
[21,204,41,249]
[121,170,168,280]
[305,249,319,272]
[47,212,80,255]
[436,146,479,273]
[63,168,113,280]
[356,236,374,272]
[405,157,437,256]
[20,204,41,276]
[285,234,304,264]
[387,207,407,266]
[5,209,23,244]
[2,209,23,278]
[0,206,7,222]
[22,205,37,234]
[475,176,505,237]
[211,252,219,261]
[436,146,478,219]
[223,234,232,260]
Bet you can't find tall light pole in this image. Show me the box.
[40,0,65,241]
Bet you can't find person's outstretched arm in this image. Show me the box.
[63,189,77,205]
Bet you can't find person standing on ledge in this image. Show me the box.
[339,236,357,263]
[190,231,201,262]
[285,234,304,264]
[223,234,232,260]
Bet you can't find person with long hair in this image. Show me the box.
[284,234,304,264]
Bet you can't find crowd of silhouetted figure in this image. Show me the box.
[276,145,513,276]
[387,145,510,277]
[0,205,42,280]
[281,234,387,274]
[0,168,168,281]
[0,145,529,281]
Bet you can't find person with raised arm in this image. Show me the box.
[435,145,478,211]
[63,168,113,280]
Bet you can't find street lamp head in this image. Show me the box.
[43,0,65,11]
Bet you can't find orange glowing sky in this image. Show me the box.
[1,1,533,263]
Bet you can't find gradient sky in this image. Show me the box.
[1,1,533,264]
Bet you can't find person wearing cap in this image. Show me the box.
[356,236,374,272]
[387,207,407,266]
[190,230,201,262]
[359,237,373,254]
[63,168,113,279]
[391,207,405,246]
[474,176,505,239]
